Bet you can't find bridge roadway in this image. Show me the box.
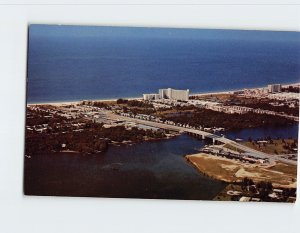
[106,112,279,161]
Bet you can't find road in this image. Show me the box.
[105,112,289,162]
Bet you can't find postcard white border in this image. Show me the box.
[0,1,299,233]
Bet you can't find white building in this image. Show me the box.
[225,106,253,114]
[143,88,189,101]
[159,88,189,101]
[268,92,299,101]
[143,93,161,101]
[268,84,282,93]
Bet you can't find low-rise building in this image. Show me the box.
[143,93,161,101]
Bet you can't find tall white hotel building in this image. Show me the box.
[143,88,189,101]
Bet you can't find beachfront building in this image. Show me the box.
[159,88,189,101]
[143,88,190,101]
[268,84,282,93]
[143,93,161,101]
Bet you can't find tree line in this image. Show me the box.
[25,108,166,156]
[163,109,295,130]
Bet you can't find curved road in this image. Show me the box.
[105,112,299,164]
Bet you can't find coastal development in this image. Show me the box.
[26,83,299,202]
[143,88,189,101]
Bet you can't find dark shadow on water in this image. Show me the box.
[24,134,226,200]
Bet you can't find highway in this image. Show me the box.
[105,112,284,162]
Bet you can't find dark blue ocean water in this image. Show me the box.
[27,25,300,103]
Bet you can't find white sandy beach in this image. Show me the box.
[27,97,143,106]
[27,82,300,106]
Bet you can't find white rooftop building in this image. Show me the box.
[143,93,161,101]
[143,88,189,101]
[159,88,189,101]
[268,84,282,93]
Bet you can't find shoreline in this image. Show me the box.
[27,82,300,106]
[27,96,142,106]
[185,152,297,188]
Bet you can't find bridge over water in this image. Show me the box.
[106,112,281,161]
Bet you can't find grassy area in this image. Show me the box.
[101,100,117,104]
[192,93,233,101]
[223,144,245,153]
[155,108,197,117]
[241,139,297,155]
[186,153,242,182]
[271,163,298,177]
[186,153,297,188]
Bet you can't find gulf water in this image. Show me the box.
[27,25,300,103]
